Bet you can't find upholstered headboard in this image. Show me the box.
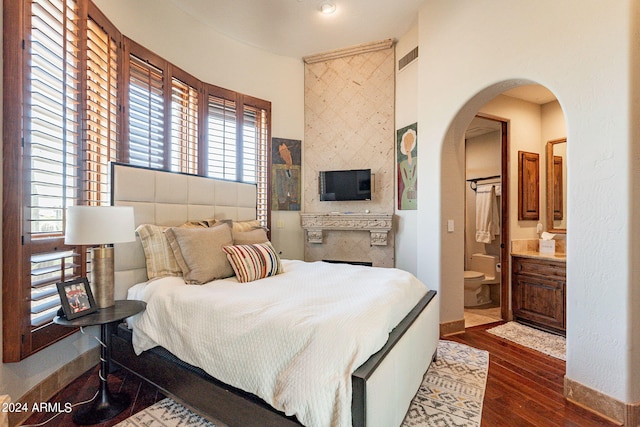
[111,163,257,299]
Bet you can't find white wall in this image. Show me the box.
[415,0,637,406]
[395,24,419,275]
[93,0,306,261]
[0,0,305,402]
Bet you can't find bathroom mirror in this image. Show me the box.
[546,138,567,233]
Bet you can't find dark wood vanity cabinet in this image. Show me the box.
[512,256,566,335]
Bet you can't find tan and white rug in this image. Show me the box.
[402,340,489,427]
[117,340,489,427]
[116,399,218,427]
[487,321,566,360]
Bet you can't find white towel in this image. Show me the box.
[475,184,500,243]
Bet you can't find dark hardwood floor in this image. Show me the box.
[21,365,164,427]
[22,322,617,427]
[449,322,618,427]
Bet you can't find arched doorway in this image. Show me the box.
[437,80,567,336]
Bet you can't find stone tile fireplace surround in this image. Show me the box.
[303,40,395,267]
[300,212,394,267]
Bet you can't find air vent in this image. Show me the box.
[398,46,418,71]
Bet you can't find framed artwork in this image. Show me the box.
[56,277,98,319]
[397,123,418,210]
[271,137,301,211]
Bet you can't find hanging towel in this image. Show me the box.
[475,184,500,243]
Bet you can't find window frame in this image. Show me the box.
[3,0,272,362]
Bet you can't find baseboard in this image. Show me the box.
[564,376,640,426]
[440,319,465,336]
[8,347,100,427]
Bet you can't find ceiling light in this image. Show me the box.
[320,1,336,14]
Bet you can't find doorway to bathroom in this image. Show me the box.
[463,114,509,328]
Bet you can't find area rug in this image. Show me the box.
[401,340,489,427]
[116,398,218,427]
[487,321,566,360]
[117,340,489,427]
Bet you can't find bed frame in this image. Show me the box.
[109,162,439,427]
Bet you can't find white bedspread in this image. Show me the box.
[127,259,427,427]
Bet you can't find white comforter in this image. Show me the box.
[128,259,427,427]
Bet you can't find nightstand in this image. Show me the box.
[54,299,146,425]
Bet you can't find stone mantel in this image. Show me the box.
[300,212,393,246]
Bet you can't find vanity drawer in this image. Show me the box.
[513,256,566,279]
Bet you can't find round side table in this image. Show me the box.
[55,299,146,425]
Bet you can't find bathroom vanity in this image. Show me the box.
[511,252,566,335]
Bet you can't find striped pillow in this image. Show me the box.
[223,242,283,283]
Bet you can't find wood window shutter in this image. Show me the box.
[206,91,238,180]
[84,14,120,205]
[4,1,273,361]
[19,0,84,359]
[170,76,199,174]
[127,53,166,169]
[242,103,271,228]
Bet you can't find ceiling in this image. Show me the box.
[466,86,558,138]
[167,0,426,58]
[502,85,557,105]
[165,1,558,113]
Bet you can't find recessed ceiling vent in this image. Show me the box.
[398,46,418,71]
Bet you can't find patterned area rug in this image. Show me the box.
[402,340,489,427]
[116,398,218,427]
[117,340,488,427]
[487,321,566,360]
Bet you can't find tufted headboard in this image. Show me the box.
[111,163,257,299]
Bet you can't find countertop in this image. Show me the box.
[511,250,566,262]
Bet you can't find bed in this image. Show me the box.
[109,162,439,427]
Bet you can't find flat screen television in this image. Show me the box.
[319,169,371,201]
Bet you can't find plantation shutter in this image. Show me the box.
[206,93,237,180]
[128,54,165,169]
[5,1,271,361]
[26,0,83,350]
[170,77,199,174]
[84,15,119,205]
[242,104,270,227]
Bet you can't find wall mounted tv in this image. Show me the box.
[319,169,371,201]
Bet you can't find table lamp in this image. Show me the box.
[65,206,135,308]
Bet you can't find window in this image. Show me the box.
[3,0,271,361]
[205,87,272,227]
[171,77,199,174]
[206,90,238,180]
[126,49,165,169]
[241,101,271,226]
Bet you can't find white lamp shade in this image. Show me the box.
[65,206,136,245]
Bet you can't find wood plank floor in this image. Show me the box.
[20,365,164,427]
[449,322,619,427]
[22,322,618,427]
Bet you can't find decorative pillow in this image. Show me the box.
[203,218,231,228]
[183,219,209,228]
[136,221,208,280]
[232,227,268,245]
[136,224,182,280]
[222,241,283,283]
[232,219,262,232]
[165,223,234,284]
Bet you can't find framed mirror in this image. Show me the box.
[546,138,567,233]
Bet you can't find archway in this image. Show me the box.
[437,79,567,336]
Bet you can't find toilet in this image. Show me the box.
[464,253,499,307]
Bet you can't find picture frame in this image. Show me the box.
[56,278,98,319]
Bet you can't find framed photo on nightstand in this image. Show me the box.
[56,278,98,319]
